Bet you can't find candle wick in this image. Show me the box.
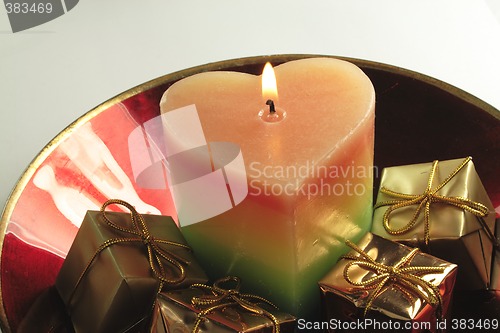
[266,99,276,114]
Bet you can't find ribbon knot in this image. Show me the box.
[374,157,491,244]
[342,240,445,317]
[190,276,281,333]
[69,199,191,306]
[142,233,153,245]
[387,266,397,276]
[424,190,434,202]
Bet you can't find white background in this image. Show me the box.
[1,1,500,220]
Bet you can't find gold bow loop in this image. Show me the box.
[374,157,490,244]
[69,199,191,304]
[190,276,281,333]
[343,240,444,317]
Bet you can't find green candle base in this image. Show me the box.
[182,191,373,322]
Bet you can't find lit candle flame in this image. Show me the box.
[262,62,278,102]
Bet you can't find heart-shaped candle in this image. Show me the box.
[160,57,375,319]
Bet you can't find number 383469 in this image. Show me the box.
[5,2,53,14]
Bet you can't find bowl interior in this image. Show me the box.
[1,55,499,332]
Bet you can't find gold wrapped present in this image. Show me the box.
[149,276,296,333]
[372,157,496,290]
[319,233,457,333]
[55,199,208,333]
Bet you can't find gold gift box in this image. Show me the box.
[319,233,457,333]
[372,157,496,290]
[55,205,208,333]
[149,279,296,333]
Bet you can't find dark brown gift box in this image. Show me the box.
[319,233,457,333]
[490,218,500,290]
[149,278,296,332]
[55,206,208,333]
[18,287,74,333]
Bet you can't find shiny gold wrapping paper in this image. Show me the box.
[319,233,457,333]
[149,288,296,333]
[371,157,495,290]
[55,210,208,333]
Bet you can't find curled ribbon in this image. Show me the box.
[190,276,281,333]
[68,199,191,305]
[342,240,445,317]
[374,157,491,244]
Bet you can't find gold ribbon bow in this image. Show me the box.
[190,276,281,333]
[343,240,445,317]
[374,157,490,244]
[69,199,191,304]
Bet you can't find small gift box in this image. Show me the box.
[55,199,208,333]
[371,157,496,290]
[319,233,457,333]
[149,276,296,332]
